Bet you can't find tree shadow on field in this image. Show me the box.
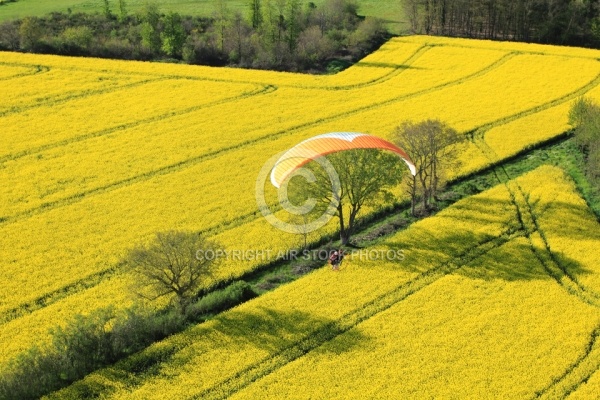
[211,306,372,355]
[379,194,599,284]
[60,307,372,399]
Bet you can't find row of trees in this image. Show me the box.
[0,0,389,72]
[288,120,463,245]
[402,0,600,47]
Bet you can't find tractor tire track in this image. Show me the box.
[0,63,50,81]
[21,45,431,92]
[0,52,516,229]
[0,42,429,163]
[534,325,600,399]
[473,130,600,400]
[0,205,271,326]
[0,84,278,228]
[290,44,432,90]
[0,83,276,164]
[0,53,518,319]
[193,230,521,400]
[0,265,121,326]
[0,76,167,118]
[466,68,600,143]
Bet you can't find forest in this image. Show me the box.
[402,0,600,47]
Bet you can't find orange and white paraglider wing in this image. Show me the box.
[270,132,416,188]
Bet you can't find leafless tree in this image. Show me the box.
[393,120,463,215]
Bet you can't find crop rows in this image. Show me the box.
[2,37,600,377]
[47,171,519,399]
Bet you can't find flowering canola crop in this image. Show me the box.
[2,36,600,378]
[46,166,600,399]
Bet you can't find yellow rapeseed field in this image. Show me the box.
[46,166,600,399]
[2,36,600,389]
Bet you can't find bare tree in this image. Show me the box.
[392,120,463,215]
[126,231,220,312]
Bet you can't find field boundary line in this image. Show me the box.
[466,69,600,145]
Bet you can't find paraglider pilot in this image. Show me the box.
[329,249,344,271]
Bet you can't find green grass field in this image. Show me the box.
[0,0,407,32]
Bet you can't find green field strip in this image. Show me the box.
[0,49,526,322]
[479,147,600,309]
[0,52,515,230]
[493,160,600,305]
[45,229,516,400]
[472,142,600,400]
[512,177,600,305]
[0,82,276,165]
[535,325,600,399]
[193,230,522,400]
[0,207,269,324]
[0,51,524,319]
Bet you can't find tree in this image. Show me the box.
[140,2,161,54]
[161,12,186,57]
[0,21,22,51]
[214,0,230,51]
[228,11,254,64]
[19,17,43,51]
[118,0,128,22]
[126,231,220,312]
[102,0,112,19]
[250,0,263,29]
[287,149,406,245]
[569,97,600,188]
[392,120,463,216]
[286,0,303,52]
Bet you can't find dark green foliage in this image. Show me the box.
[569,97,600,190]
[0,0,389,73]
[185,281,257,318]
[160,12,185,57]
[249,0,263,29]
[0,282,257,400]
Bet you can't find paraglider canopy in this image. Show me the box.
[270,132,416,188]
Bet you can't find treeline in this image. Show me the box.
[0,0,389,72]
[402,0,600,47]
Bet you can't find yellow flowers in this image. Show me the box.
[48,169,518,399]
[2,36,600,382]
[48,166,600,399]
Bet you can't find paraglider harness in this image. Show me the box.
[329,250,344,270]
